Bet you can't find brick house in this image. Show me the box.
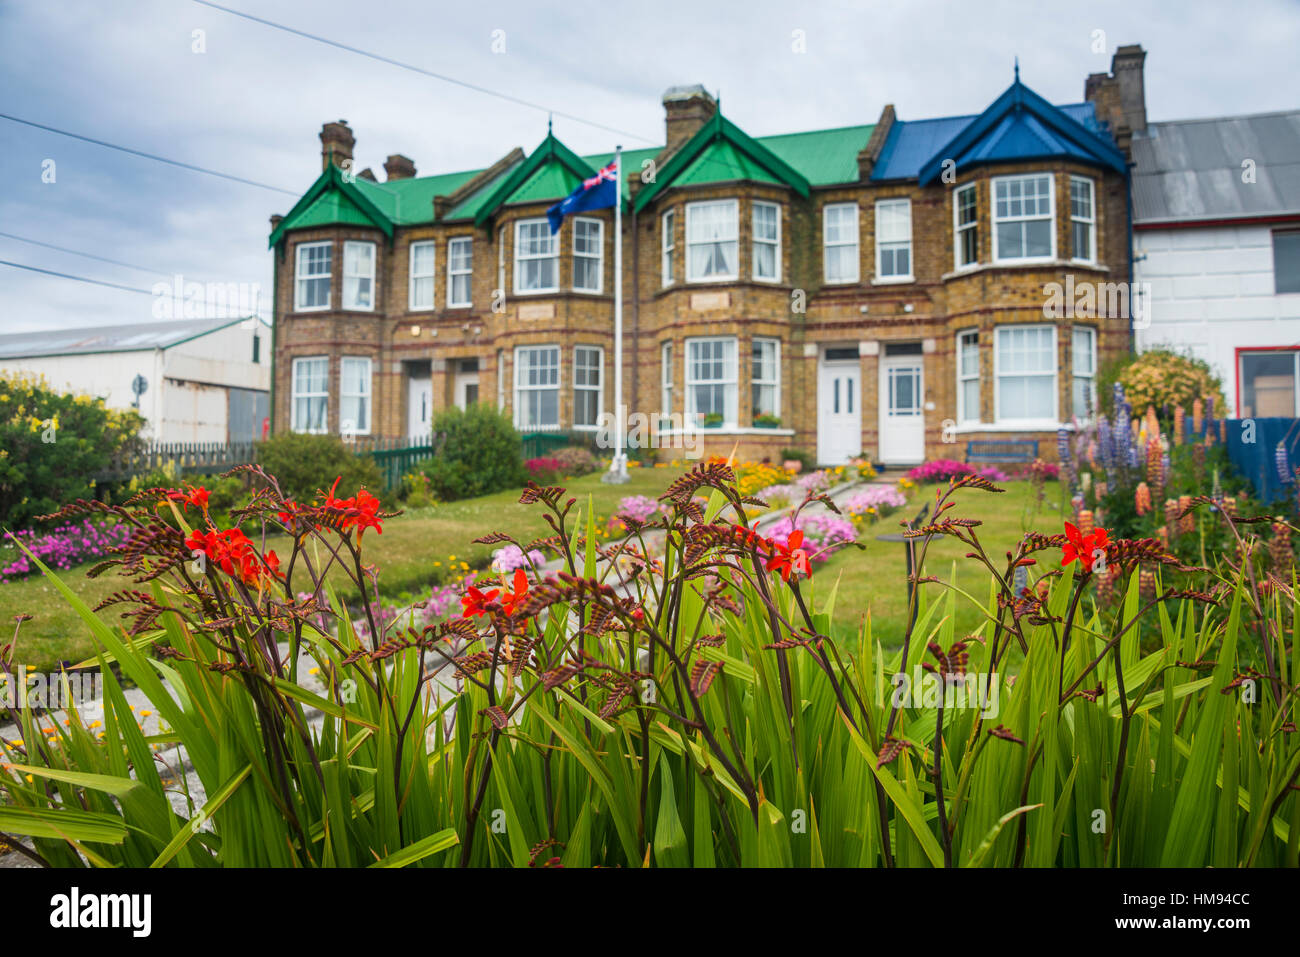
[268,49,1145,465]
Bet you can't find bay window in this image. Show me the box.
[686,337,738,426]
[957,330,980,424]
[342,241,375,310]
[686,200,738,281]
[823,203,859,283]
[514,345,560,429]
[573,217,603,293]
[294,242,331,311]
[447,237,473,306]
[514,219,558,293]
[751,338,780,421]
[875,198,912,281]
[954,184,978,269]
[993,174,1054,262]
[291,356,328,433]
[995,325,1057,423]
[409,241,435,310]
[752,201,780,282]
[340,356,372,435]
[1070,177,1096,263]
[1072,327,1097,420]
[573,345,603,429]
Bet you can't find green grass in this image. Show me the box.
[0,465,683,671]
[816,480,1059,646]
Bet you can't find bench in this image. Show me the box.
[965,439,1039,464]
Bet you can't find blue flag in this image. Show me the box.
[547,160,618,234]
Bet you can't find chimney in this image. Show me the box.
[858,104,896,180]
[358,168,377,182]
[662,85,717,154]
[320,120,355,172]
[1085,44,1146,156]
[269,213,283,231]
[384,153,417,181]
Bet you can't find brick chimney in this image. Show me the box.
[662,85,717,154]
[384,153,417,181]
[320,120,355,171]
[1085,44,1147,156]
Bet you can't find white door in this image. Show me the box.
[454,372,479,409]
[878,355,925,464]
[817,360,862,465]
[407,375,432,441]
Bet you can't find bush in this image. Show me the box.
[400,470,437,509]
[420,405,524,501]
[551,446,599,476]
[525,457,564,485]
[1115,349,1227,422]
[780,447,815,472]
[256,433,385,504]
[0,372,144,530]
[907,459,1009,484]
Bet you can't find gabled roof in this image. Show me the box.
[0,316,268,360]
[632,110,812,213]
[472,132,598,228]
[1131,110,1300,225]
[269,163,394,247]
[914,78,1125,185]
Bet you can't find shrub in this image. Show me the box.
[907,459,1009,484]
[525,457,564,485]
[551,446,599,476]
[1115,349,1227,422]
[781,447,815,472]
[7,467,1294,868]
[256,433,385,504]
[0,372,144,530]
[420,404,525,501]
[400,470,437,509]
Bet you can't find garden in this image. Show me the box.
[0,351,1297,868]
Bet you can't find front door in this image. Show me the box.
[817,357,862,465]
[878,354,925,465]
[454,373,479,409]
[407,374,432,442]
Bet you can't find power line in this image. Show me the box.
[189,0,657,145]
[0,112,300,195]
[0,229,206,281]
[0,259,269,318]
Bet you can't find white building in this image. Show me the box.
[1132,110,1300,417]
[0,316,271,442]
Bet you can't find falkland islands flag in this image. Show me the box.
[547,159,618,234]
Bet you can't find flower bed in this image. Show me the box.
[1,520,135,582]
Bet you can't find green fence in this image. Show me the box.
[364,438,437,490]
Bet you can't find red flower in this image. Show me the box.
[765,529,813,582]
[168,485,210,511]
[460,583,500,619]
[1062,522,1111,572]
[185,526,283,587]
[499,568,529,618]
[322,477,385,540]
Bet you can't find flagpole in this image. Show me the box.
[604,144,629,483]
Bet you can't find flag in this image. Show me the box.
[547,160,618,234]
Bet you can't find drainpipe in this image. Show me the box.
[1126,160,1135,357]
[269,249,278,437]
[631,205,640,438]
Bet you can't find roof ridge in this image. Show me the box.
[1147,108,1300,127]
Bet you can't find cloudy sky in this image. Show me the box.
[2,0,1297,333]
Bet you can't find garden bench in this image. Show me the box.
[965,439,1038,464]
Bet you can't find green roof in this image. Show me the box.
[271,118,877,242]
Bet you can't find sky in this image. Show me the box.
[1,0,1298,334]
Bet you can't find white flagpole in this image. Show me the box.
[605,144,629,483]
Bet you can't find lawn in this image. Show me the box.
[1,466,1062,673]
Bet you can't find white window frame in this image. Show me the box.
[290,356,329,434]
[752,201,781,283]
[874,198,913,283]
[572,217,604,294]
[572,345,604,430]
[992,173,1056,264]
[513,218,559,295]
[956,329,980,425]
[685,199,739,282]
[661,208,676,287]
[1071,326,1097,420]
[339,356,372,436]
[823,202,860,284]
[342,240,376,311]
[660,341,673,417]
[496,348,506,408]
[993,324,1058,425]
[409,240,435,310]
[294,241,332,312]
[953,183,979,270]
[1069,176,1096,264]
[513,344,561,430]
[447,236,473,307]
[685,336,738,427]
[751,337,781,422]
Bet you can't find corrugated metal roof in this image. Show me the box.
[0,316,260,359]
[1132,111,1300,224]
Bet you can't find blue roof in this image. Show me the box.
[872,86,1123,183]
